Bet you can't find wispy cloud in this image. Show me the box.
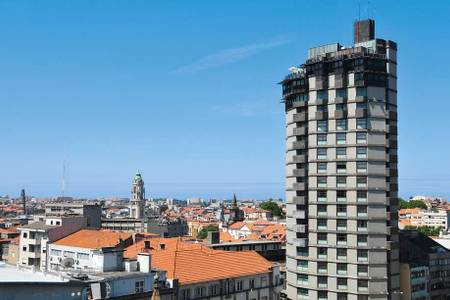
[173,37,290,74]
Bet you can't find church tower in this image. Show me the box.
[129,172,145,219]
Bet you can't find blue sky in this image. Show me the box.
[0,0,449,199]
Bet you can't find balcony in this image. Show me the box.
[334,110,347,119]
[315,111,328,120]
[293,127,306,136]
[292,182,306,190]
[293,169,306,177]
[293,113,307,122]
[292,196,306,205]
[355,108,368,118]
[355,96,367,102]
[293,141,306,150]
[292,155,306,163]
[291,238,308,247]
[289,224,307,233]
[292,211,306,219]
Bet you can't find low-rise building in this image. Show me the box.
[47,229,133,272]
[124,237,283,300]
[45,202,103,228]
[400,229,450,299]
[18,215,86,270]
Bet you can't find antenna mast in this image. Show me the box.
[62,160,66,198]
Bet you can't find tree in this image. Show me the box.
[404,225,443,237]
[399,198,427,210]
[197,225,218,239]
[260,199,282,217]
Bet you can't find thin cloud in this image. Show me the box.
[173,37,290,73]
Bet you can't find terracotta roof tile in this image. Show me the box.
[53,229,133,250]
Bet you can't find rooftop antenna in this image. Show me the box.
[61,160,66,198]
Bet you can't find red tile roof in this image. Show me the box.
[52,229,133,250]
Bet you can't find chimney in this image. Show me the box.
[354,19,375,44]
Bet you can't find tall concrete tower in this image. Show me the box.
[21,188,26,216]
[282,19,399,300]
[129,172,145,219]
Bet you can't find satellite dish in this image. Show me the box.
[61,257,75,268]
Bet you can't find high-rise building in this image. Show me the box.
[130,172,146,219]
[282,19,399,300]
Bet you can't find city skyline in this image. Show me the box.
[1,0,449,199]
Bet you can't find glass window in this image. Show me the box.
[336,119,347,130]
[317,105,328,112]
[317,176,327,187]
[356,118,367,129]
[297,260,308,270]
[317,204,327,215]
[358,280,368,291]
[358,250,368,261]
[336,103,347,111]
[297,274,308,285]
[356,87,367,97]
[318,291,328,300]
[357,235,368,246]
[336,133,346,144]
[317,120,328,132]
[337,234,347,245]
[318,262,327,273]
[336,147,346,158]
[337,294,347,300]
[337,278,347,289]
[337,176,347,187]
[357,265,368,275]
[356,132,367,144]
[77,253,89,260]
[356,147,367,158]
[336,163,346,173]
[317,190,327,202]
[337,190,347,201]
[317,134,327,145]
[337,219,347,230]
[337,248,347,259]
[356,102,368,109]
[357,205,368,216]
[337,263,347,275]
[317,276,328,288]
[357,220,368,231]
[357,190,367,201]
[337,204,347,216]
[336,88,347,98]
[317,247,327,258]
[317,219,327,230]
[317,148,327,159]
[356,162,367,173]
[317,90,328,100]
[357,176,367,187]
[317,162,327,173]
[317,233,327,244]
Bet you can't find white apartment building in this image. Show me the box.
[18,216,86,270]
[47,229,133,272]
